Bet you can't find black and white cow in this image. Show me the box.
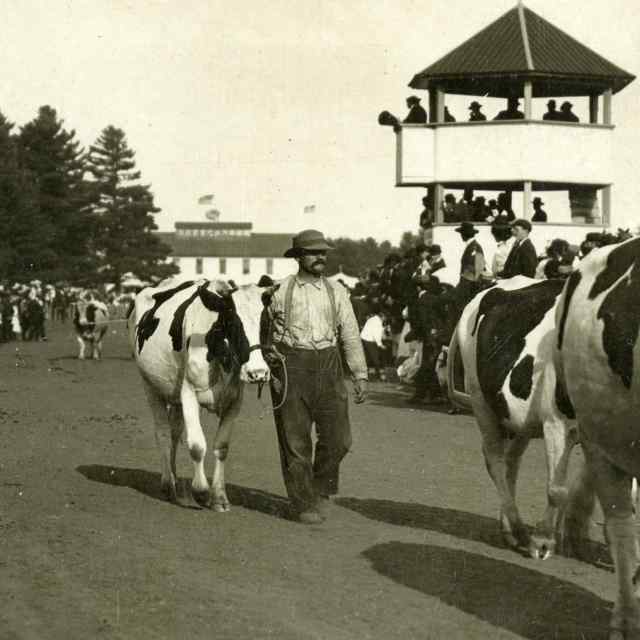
[127,278,270,511]
[73,298,109,359]
[556,237,640,639]
[449,276,578,559]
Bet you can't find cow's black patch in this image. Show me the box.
[597,251,640,389]
[205,304,250,372]
[589,238,640,300]
[557,270,582,350]
[168,290,200,351]
[136,281,195,353]
[509,354,534,401]
[473,280,564,420]
[555,379,575,419]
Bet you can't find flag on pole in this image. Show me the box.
[198,194,214,205]
[303,204,316,214]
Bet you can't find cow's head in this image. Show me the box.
[198,282,270,384]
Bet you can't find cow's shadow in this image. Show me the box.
[336,496,612,567]
[362,541,610,640]
[76,464,290,518]
[337,496,505,550]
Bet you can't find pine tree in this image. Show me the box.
[87,125,177,286]
[0,111,52,281]
[18,106,94,282]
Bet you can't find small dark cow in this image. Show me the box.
[449,276,578,559]
[556,237,640,638]
[73,299,109,359]
[127,278,270,510]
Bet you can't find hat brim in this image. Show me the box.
[454,226,478,235]
[284,240,335,258]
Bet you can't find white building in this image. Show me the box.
[156,221,297,285]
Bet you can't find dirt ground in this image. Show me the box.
[0,320,619,639]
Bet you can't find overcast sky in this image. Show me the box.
[2,0,638,243]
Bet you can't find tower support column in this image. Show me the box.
[523,181,532,219]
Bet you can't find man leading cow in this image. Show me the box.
[263,229,368,525]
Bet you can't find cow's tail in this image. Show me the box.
[446,325,471,411]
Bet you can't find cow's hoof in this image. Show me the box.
[528,538,554,560]
[161,481,178,504]
[213,499,231,513]
[502,531,520,550]
[191,488,211,508]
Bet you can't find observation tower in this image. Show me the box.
[386,2,635,267]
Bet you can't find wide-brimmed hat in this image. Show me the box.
[284,229,335,257]
[454,221,479,236]
[407,95,421,105]
[469,101,482,109]
[532,197,544,205]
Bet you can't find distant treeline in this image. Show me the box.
[0,106,177,286]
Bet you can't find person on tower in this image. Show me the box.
[468,101,487,121]
[403,96,428,124]
[494,97,525,120]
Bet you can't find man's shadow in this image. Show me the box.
[76,464,290,518]
[362,541,610,640]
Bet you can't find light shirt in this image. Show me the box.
[492,237,515,276]
[360,315,385,347]
[268,273,367,379]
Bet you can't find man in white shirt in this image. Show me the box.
[265,230,367,525]
[360,308,387,381]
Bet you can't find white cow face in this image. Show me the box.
[230,284,270,384]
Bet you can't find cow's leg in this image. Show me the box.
[180,382,210,507]
[583,442,640,640]
[563,453,597,560]
[209,399,242,512]
[166,404,184,499]
[475,404,529,549]
[142,380,177,503]
[94,330,106,360]
[77,336,86,359]
[531,419,579,559]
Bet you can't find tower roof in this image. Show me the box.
[409,4,635,97]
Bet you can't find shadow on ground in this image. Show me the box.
[76,464,290,518]
[337,496,504,549]
[363,541,610,639]
[366,387,459,414]
[338,496,612,567]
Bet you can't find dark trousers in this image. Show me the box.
[413,338,441,398]
[270,345,352,513]
[362,340,382,369]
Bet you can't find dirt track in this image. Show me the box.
[0,321,618,639]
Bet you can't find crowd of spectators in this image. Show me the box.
[0,281,131,344]
[379,96,583,129]
[343,223,633,408]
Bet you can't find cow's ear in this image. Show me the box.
[198,286,225,312]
